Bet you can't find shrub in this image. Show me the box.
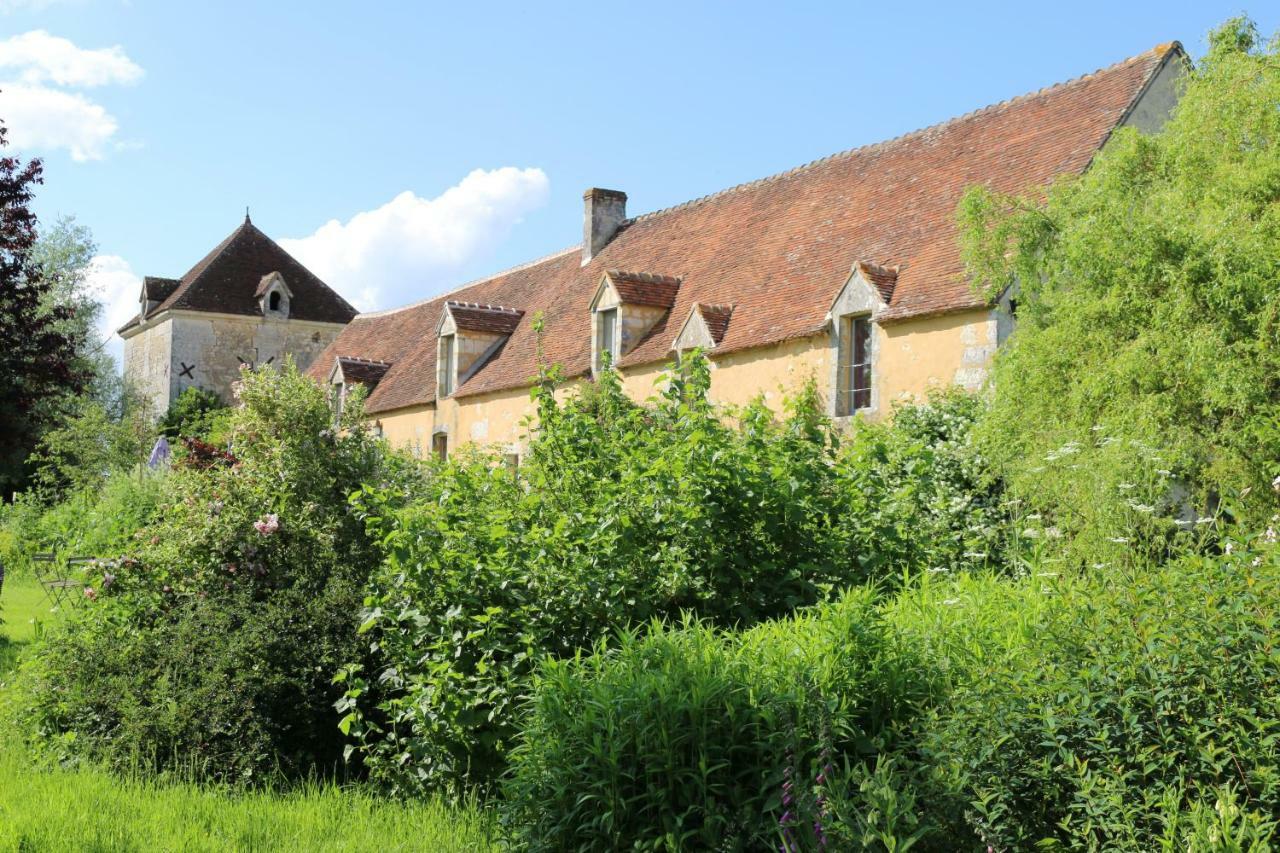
[959,18,1280,563]
[0,469,166,581]
[917,530,1280,849]
[502,589,933,851]
[16,362,407,784]
[342,359,999,796]
[157,385,227,441]
[838,389,1009,577]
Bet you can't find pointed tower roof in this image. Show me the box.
[119,218,357,333]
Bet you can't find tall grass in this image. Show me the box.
[0,751,495,853]
[0,573,496,852]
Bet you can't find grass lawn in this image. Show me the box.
[0,572,497,852]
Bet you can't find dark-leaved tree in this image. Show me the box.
[0,118,88,499]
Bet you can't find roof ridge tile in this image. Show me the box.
[627,43,1180,227]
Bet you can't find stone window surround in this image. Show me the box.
[258,272,293,319]
[826,264,888,420]
[588,273,672,379]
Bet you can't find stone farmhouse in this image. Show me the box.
[123,44,1185,458]
[119,215,358,411]
[306,43,1185,460]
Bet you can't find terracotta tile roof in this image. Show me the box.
[855,261,899,304]
[335,356,391,387]
[445,301,525,335]
[119,217,357,333]
[606,270,683,308]
[695,303,735,344]
[308,43,1180,414]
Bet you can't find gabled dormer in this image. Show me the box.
[671,302,734,355]
[590,270,681,375]
[257,271,292,319]
[436,301,524,398]
[138,276,179,320]
[827,260,899,417]
[328,355,391,419]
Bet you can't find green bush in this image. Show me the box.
[502,589,932,851]
[914,530,1280,849]
[16,362,408,785]
[342,358,1000,796]
[959,18,1280,564]
[157,385,228,441]
[0,469,166,581]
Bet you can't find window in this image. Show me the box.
[331,381,345,421]
[268,291,282,311]
[596,307,618,373]
[837,315,872,415]
[439,334,457,396]
[503,452,519,473]
[432,432,448,461]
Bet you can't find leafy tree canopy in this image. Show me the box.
[959,18,1280,560]
[0,121,88,500]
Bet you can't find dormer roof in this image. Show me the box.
[119,218,357,334]
[853,261,899,304]
[255,271,293,299]
[438,301,525,335]
[142,276,180,305]
[694,303,734,344]
[331,355,392,388]
[603,270,682,308]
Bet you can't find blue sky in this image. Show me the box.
[1,1,1274,358]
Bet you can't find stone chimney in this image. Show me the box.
[582,188,627,266]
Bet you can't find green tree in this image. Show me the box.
[0,121,89,500]
[958,18,1280,563]
[30,216,125,415]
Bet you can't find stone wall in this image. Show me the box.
[123,310,346,411]
[122,319,172,413]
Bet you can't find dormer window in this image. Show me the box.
[671,302,734,357]
[256,271,292,318]
[827,261,897,418]
[328,356,391,422]
[438,333,457,397]
[597,307,618,372]
[435,301,524,400]
[590,270,681,377]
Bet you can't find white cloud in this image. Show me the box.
[85,253,141,364]
[0,30,142,87]
[0,31,142,161]
[1,83,118,160]
[280,167,551,310]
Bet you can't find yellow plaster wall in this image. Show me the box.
[876,308,996,414]
[372,404,436,457]
[365,308,998,453]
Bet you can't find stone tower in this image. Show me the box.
[118,215,357,412]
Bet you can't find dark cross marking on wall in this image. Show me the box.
[236,353,275,370]
[178,362,195,379]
